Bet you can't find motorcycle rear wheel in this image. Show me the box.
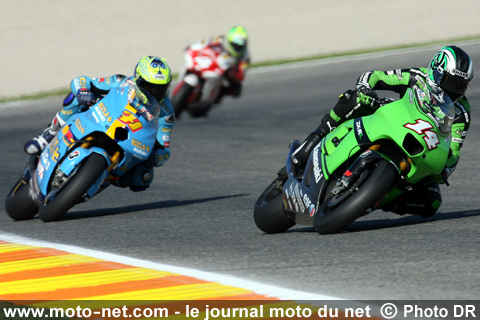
[39,153,108,222]
[254,178,295,233]
[314,160,397,234]
[5,178,39,221]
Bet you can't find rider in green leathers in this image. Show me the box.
[291,45,474,217]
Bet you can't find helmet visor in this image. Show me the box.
[231,42,245,54]
[227,41,246,57]
[136,76,170,102]
[133,83,161,122]
[440,72,471,97]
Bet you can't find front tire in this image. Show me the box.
[5,178,39,221]
[254,178,295,233]
[172,82,194,119]
[38,153,108,222]
[314,160,397,234]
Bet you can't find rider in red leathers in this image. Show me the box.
[172,26,250,118]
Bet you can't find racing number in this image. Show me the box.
[118,105,143,132]
[404,119,439,150]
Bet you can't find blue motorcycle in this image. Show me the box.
[5,87,160,222]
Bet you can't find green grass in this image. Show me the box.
[0,88,72,104]
[2,35,479,104]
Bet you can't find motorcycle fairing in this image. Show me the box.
[30,88,159,203]
[283,140,329,224]
[282,89,453,224]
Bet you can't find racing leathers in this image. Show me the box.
[292,68,471,217]
[24,75,175,191]
[177,35,250,115]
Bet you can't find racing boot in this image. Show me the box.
[290,114,337,178]
[382,179,442,218]
[290,132,322,179]
[24,112,65,155]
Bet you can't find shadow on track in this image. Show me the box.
[346,209,480,233]
[272,209,480,234]
[60,193,249,221]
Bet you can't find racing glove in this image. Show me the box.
[356,86,378,108]
[76,88,96,106]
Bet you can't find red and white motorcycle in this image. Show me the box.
[171,39,247,118]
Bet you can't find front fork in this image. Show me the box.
[81,139,122,195]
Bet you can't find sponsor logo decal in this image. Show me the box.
[37,162,44,179]
[96,102,112,122]
[133,147,148,157]
[453,69,469,78]
[131,139,150,152]
[294,184,305,213]
[308,204,316,217]
[75,118,85,135]
[68,150,80,160]
[408,89,415,104]
[312,144,323,183]
[356,120,363,139]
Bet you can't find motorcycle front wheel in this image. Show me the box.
[39,153,108,222]
[314,160,397,234]
[254,176,295,234]
[5,178,39,221]
[172,82,194,119]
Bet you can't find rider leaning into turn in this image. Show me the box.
[182,25,251,111]
[291,45,474,218]
[24,56,175,191]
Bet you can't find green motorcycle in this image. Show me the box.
[254,83,454,234]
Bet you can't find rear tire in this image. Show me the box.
[5,178,39,221]
[38,153,108,222]
[172,83,194,119]
[254,179,295,233]
[314,160,397,234]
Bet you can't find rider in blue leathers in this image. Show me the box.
[25,56,175,191]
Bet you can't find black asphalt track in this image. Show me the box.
[1,43,479,299]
